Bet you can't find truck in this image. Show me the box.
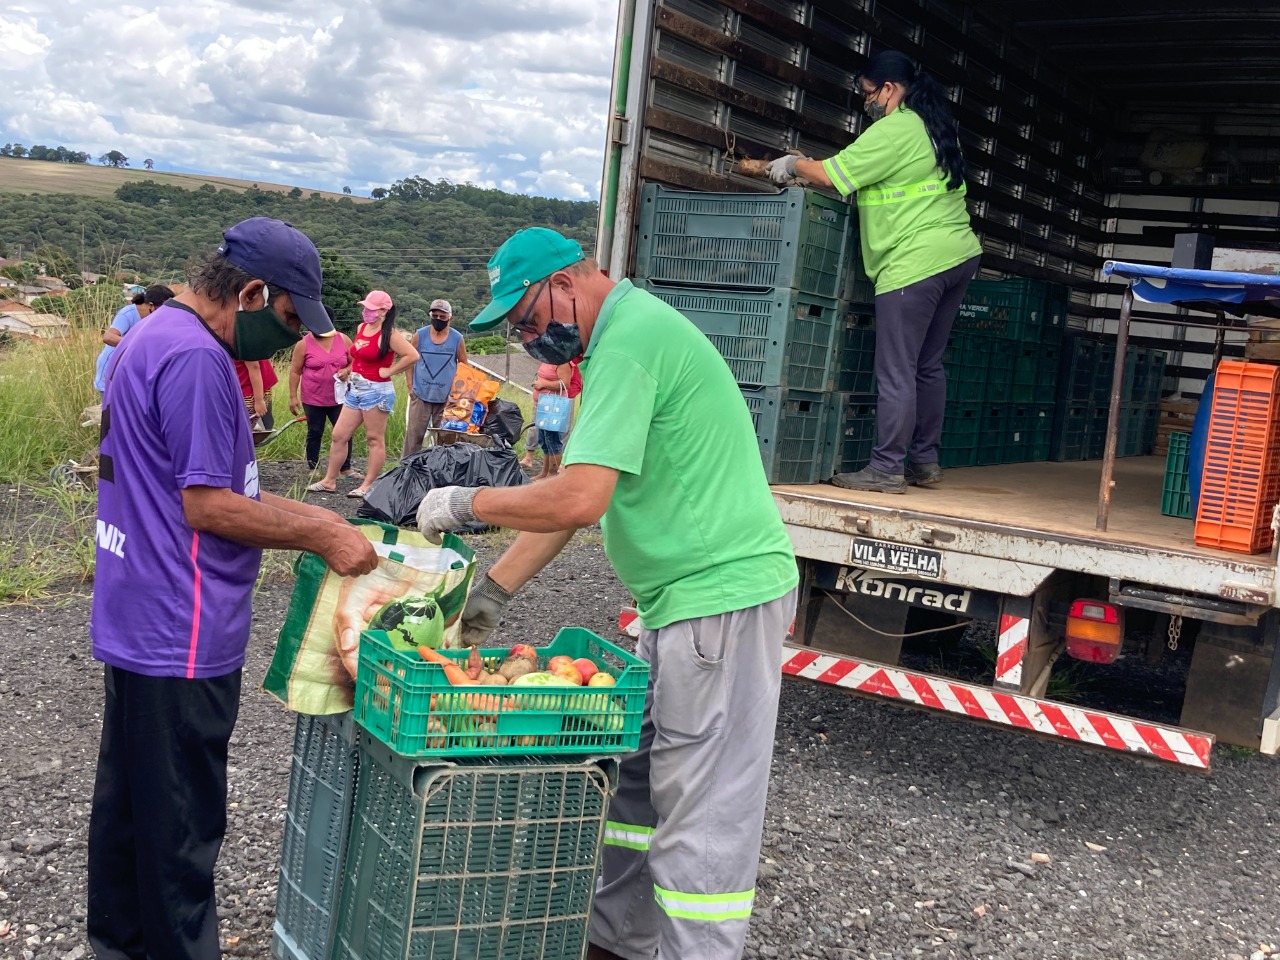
[595,0,1280,770]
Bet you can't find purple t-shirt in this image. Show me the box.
[92,302,262,678]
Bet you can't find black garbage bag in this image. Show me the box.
[481,398,526,446]
[356,441,529,528]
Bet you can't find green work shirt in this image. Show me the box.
[562,280,798,629]
[823,108,982,295]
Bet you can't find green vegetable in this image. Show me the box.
[370,595,444,651]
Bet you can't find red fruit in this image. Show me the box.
[546,655,575,673]
[572,658,599,684]
[550,662,583,685]
[508,643,539,662]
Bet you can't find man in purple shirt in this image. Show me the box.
[88,217,378,960]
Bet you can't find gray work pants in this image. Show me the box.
[590,588,797,960]
[870,255,981,473]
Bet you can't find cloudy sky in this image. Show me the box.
[0,0,619,200]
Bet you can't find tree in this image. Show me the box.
[288,187,303,198]
[370,187,388,200]
[342,185,352,195]
[143,158,154,170]
[10,144,27,158]
[98,151,129,167]
[318,251,374,334]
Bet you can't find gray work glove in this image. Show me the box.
[415,485,478,542]
[461,572,513,647]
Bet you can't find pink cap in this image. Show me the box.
[358,289,394,310]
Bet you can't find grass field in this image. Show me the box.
[0,157,367,201]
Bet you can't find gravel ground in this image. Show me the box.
[1,461,1279,960]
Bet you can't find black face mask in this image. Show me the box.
[524,288,583,365]
[430,318,449,332]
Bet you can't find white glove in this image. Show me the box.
[766,154,799,183]
[415,485,479,541]
[460,572,514,646]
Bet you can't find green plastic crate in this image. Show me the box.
[836,311,876,394]
[1059,335,1100,404]
[940,402,983,468]
[1050,403,1091,462]
[976,405,1010,465]
[741,386,828,483]
[958,278,1052,342]
[635,184,852,298]
[1005,405,1054,463]
[355,628,648,760]
[273,713,359,960]
[1162,432,1193,518]
[943,332,991,403]
[983,341,1018,404]
[640,282,840,390]
[821,393,877,476]
[1035,343,1061,405]
[333,735,616,960]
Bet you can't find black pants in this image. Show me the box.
[871,255,981,473]
[87,665,242,960]
[303,402,351,471]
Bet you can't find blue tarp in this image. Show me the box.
[1103,260,1280,315]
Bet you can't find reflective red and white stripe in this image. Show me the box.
[995,614,1029,688]
[781,645,1214,770]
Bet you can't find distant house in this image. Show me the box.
[15,284,66,305]
[0,312,71,339]
[0,298,31,313]
[80,271,103,285]
[36,275,67,291]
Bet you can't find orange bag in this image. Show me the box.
[443,363,501,428]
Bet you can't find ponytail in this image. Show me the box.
[130,292,146,306]
[862,49,967,191]
[379,304,396,357]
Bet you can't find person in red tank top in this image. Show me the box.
[307,290,418,497]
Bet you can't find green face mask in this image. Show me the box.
[232,284,302,360]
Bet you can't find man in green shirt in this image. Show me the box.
[417,227,798,960]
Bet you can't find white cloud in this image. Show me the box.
[0,1,618,199]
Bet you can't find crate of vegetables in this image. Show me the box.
[354,626,648,759]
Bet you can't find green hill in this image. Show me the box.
[0,156,365,202]
[0,166,597,330]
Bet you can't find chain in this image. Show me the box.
[1167,614,1182,651]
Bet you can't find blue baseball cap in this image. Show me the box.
[470,227,586,331]
[218,217,334,335]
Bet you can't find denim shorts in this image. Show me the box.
[344,378,396,413]
[539,429,565,456]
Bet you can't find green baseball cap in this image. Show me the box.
[469,227,586,331]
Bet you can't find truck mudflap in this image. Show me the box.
[780,642,1216,772]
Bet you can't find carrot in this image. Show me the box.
[418,645,472,686]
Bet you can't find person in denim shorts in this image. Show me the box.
[308,290,418,498]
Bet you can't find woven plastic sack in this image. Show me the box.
[263,520,475,715]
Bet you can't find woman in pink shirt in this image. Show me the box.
[288,316,356,476]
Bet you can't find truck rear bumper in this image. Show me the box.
[781,642,1216,771]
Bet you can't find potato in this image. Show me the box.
[497,657,538,681]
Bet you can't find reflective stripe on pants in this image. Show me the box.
[589,589,797,960]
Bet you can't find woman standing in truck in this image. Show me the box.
[768,49,982,494]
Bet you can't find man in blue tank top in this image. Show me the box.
[403,298,469,457]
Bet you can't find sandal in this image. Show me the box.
[340,469,362,481]
[307,481,336,493]
[347,488,370,499]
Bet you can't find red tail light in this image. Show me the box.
[1065,600,1123,664]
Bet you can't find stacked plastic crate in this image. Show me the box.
[272,628,649,960]
[1050,333,1166,461]
[633,184,853,482]
[943,278,1068,467]
[1194,360,1280,554]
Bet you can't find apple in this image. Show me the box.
[547,655,576,673]
[550,662,583,685]
[508,643,539,663]
[587,672,616,688]
[572,657,599,685]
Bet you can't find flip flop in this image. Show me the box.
[347,488,370,499]
[307,481,336,493]
[340,470,363,481]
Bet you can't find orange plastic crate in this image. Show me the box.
[1194,360,1280,554]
